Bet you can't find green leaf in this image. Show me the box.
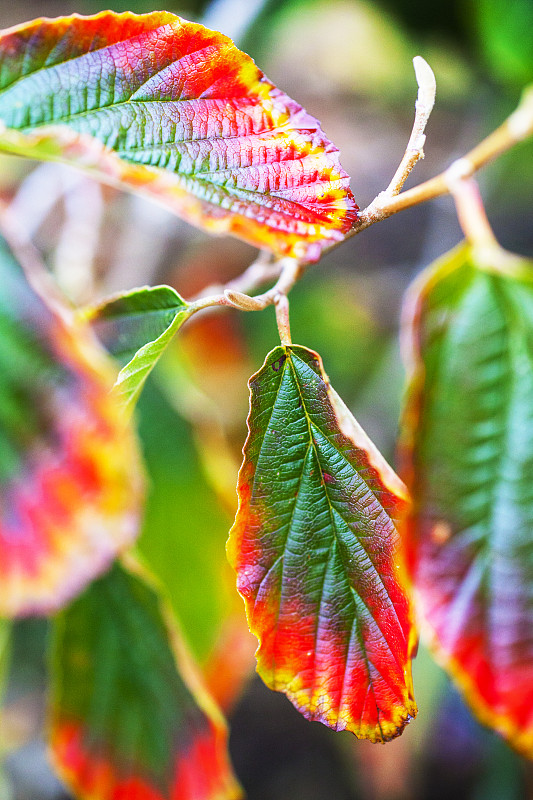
[401,241,533,757]
[136,380,236,663]
[473,0,533,86]
[87,285,193,412]
[0,11,357,261]
[227,345,417,741]
[50,558,241,800]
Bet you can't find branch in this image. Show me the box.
[446,175,498,249]
[190,249,280,301]
[0,199,73,318]
[352,84,533,235]
[224,257,302,311]
[352,57,436,234]
[385,57,437,197]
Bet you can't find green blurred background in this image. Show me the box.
[0,0,532,798]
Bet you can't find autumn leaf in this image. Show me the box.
[227,345,416,741]
[401,241,533,756]
[0,231,144,617]
[50,558,241,800]
[0,11,357,261]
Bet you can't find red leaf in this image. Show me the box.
[0,12,358,260]
[0,232,144,616]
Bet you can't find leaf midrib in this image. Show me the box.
[283,352,404,720]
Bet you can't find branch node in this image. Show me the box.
[224,289,265,311]
[448,176,498,249]
[443,157,474,193]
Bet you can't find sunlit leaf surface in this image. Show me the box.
[87,285,193,412]
[0,11,357,261]
[227,345,416,741]
[0,233,144,617]
[50,559,241,800]
[401,242,533,756]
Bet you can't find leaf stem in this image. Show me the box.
[446,175,498,249]
[274,294,292,346]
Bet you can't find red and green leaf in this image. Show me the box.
[0,12,357,261]
[86,285,193,412]
[50,558,241,800]
[0,232,144,617]
[401,242,533,756]
[227,345,416,741]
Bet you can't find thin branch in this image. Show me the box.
[350,84,533,237]
[224,257,302,311]
[446,175,498,249]
[385,57,436,197]
[351,57,436,236]
[0,200,72,318]
[447,174,530,276]
[187,291,233,313]
[190,249,280,302]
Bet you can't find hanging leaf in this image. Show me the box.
[0,11,357,261]
[86,285,193,412]
[0,232,144,617]
[400,242,533,757]
[227,345,416,741]
[50,558,241,800]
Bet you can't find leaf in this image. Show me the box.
[136,380,238,663]
[400,241,533,757]
[474,0,533,86]
[86,285,193,412]
[0,232,144,617]
[227,345,417,741]
[0,11,358,261]
[50,558,241,800]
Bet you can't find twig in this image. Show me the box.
[385,57,436,197]
[179,257,300,349]
[446,174,498,249]
[224,257,302,311]
[350,84,533,237]
[356,57,436,231]
[190,249,281,302]
[446,173,529,277]
[0,200,73,318]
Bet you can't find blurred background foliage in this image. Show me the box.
[0,0,532,798]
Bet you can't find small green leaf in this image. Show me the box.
[401,241,533,757]
[50,558,241,800]
[87,285,193,412]
[227,345,416,741]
